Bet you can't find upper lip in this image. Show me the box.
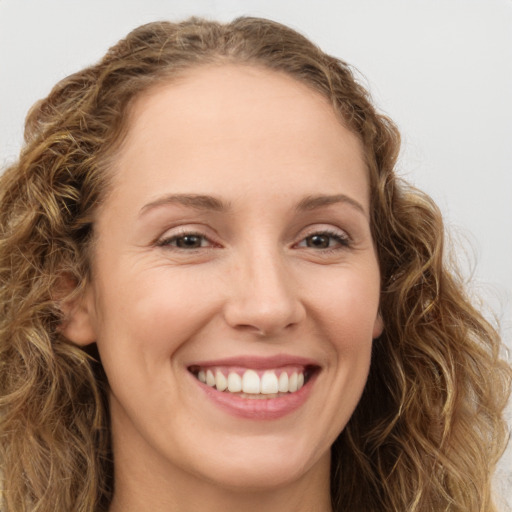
[187,354,320,370]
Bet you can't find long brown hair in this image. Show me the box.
[0,17,510,511]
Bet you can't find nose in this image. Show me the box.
[222,247,306,337]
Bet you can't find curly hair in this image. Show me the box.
[0,17,510,512]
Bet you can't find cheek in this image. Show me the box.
[301,270,378,443]
[94,267,221,364]
[306,267,381,342]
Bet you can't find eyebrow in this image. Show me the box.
[140,194,230,216]
[296,194,367,216]
[139,192,367,217]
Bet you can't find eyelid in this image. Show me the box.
[155,225,221,249]
[293,225,352,250]
[153,223,352,251]
[297,224,350,240]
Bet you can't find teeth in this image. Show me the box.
[289,372,298,392]
[215,370,228,391]
[206,369,216,387]
[297,372,304,390]
[227,372,242,392]
[196,367,309,396]
[278,372,289,392]
[261,371,279,394]
[242,370,260,394]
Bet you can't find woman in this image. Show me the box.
[0,17,510,512]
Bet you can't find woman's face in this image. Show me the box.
[70,65,383,494]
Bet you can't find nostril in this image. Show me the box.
[232,320,300,338]
[223,294,306,337]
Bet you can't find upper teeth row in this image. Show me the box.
[198,369,305,394]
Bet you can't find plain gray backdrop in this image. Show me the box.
[0,0,511,507]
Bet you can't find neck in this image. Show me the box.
[108,441,332,512]
[110,475,332,512]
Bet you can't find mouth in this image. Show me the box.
[188,365,318,399]
[187,355,321,419]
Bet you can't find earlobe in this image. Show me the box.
[60,301,97,346]
[372,313,384,339]
[57,279,97,347]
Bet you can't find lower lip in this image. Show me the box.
[194,373,317,420]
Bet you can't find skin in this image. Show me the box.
[64,64,383,512]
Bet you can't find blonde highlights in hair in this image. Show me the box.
[0,17,510,512]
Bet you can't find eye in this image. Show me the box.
[296,230,350,250]
[157,232,212,250]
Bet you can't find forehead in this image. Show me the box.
[129,63,342,127]
[110,64,368,210]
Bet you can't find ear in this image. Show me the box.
[372,312,384,339]
[57,276,97,347]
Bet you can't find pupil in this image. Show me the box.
[308,235,329,248]
[177,235,201,248]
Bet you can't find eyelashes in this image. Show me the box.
[156,227,352,254]
[295,230,351,250]
[157,232,213,249]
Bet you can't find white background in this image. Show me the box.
[0,0,511,507]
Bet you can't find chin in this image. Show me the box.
[188,437,330,492]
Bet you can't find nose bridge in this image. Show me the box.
[224,241,304,335]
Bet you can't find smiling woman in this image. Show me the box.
[64,65,382,510]
[0,17,510,512]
